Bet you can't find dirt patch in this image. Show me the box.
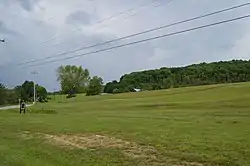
[21,132,203,166]
[20,131,34,140]
[40,133,158,160]
[172,161,204,166]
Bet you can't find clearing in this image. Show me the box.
[0,83,250,166]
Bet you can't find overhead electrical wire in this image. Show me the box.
[52,0,175,48]
[153,0,175,8]
[92,0,174,30]
[18,2,250,66]
[41,0,162,44]
[21,14,250,68]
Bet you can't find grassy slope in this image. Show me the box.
[0,83,250,166]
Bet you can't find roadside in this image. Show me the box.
[0,104,33,110]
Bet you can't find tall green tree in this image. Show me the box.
[86,76,103,96]
[15,81,34,101]
[5,89,19,105]
[0,81,48,105]
[0,83,7,105]
[57,65,90,94]
[15,81,48,102]
[36,85,48,102]
[103,80,120,93]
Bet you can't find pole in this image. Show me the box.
[34,81,36,104]
[31,71,38,104]
[53,88,56,101]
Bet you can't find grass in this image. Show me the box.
[0,82,250,166]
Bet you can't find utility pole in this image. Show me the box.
[53,88,56,101]
[31,71,38,104]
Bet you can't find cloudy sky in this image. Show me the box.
[0,0,250,91]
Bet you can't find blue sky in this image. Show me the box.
[0,0,250,91]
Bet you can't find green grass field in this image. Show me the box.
[1,83,250,166]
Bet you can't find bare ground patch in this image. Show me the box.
[21,131,203,166]
[41,133,158,160]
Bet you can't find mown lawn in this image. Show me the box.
[0,83,250,166]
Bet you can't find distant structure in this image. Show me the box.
[133,88,141,92]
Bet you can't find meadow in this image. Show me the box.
[0,83,250,166]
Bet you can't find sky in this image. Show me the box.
[0,0,250,91]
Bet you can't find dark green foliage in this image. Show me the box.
[103,80,119,93]
[112,88,121,94]
[5,89,20,104]
[86,76,103,96]
[104,60,250,93]
[36,85,48,102]
[0,83,7,105]
[0,83,20,105]
[0,81,48,105]
[15,81,34,101]
[15,81,48,102]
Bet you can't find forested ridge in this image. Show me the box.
[104,60,250,93]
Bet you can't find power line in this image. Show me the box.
[122,0,175,20]
[18,2,250,66]
[153,0,175,8]
[52,0,174,48]
[92,0,174,31]
[94,0,159,25]
[41,0,161,44]
[22,14,250,68]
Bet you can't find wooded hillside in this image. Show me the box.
[104,60,250,93]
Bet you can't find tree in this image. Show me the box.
[162,77,174,89]
[103,80,119,93]
[86,76,103,96]
[14,81,34,102]
[57,65,90,94]
[0,83,7,105]
[0,81,48,105]
[36,85,48,102]
[113,88,121,94]
[5,89,20,105]
[14,81,48,102]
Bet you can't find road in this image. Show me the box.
[0,104,33,110]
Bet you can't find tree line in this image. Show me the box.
[0,65,104,106]
[0,81,48,106]
[104,60,250,93]
[2,60,249,106]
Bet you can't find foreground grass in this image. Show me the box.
[0,83,250,166]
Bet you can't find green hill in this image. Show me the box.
[0,82,250,165]
[104,60,250,93]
